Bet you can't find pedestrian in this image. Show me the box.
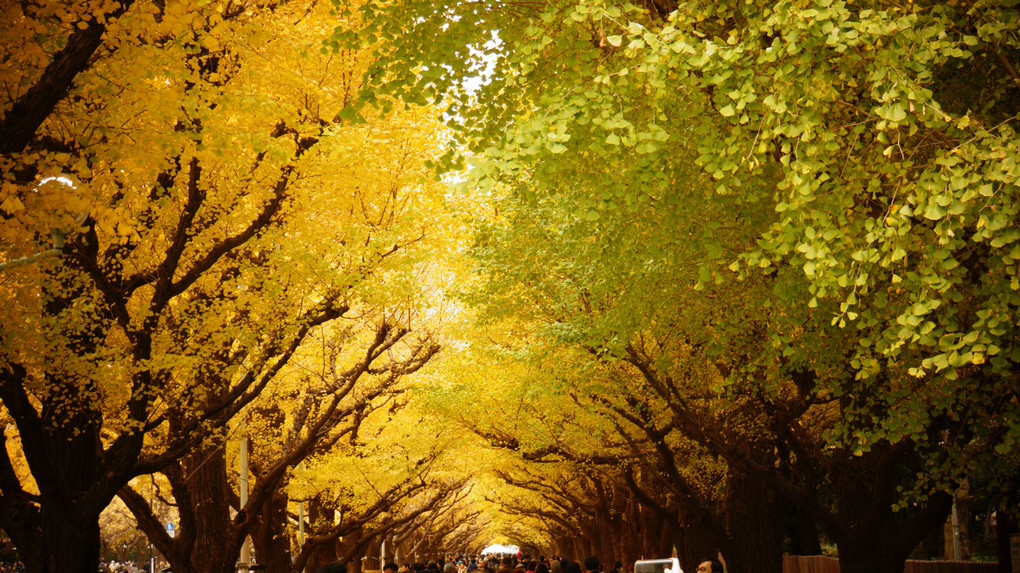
[695,560,723,573]
[497,557,514,573]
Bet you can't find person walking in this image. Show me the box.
[696,560,723,573]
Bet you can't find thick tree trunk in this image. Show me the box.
[253,490,293,573]
[653,514,674,559]
[785,503,822,556]
[126,445,248,573]
[578,532,596,561]
[0,385,114,573]
[338,528,369,569]
[308,544,337,573]
[826,446,955,573]
[674,518,718,573]
[304,496,340,573]
[722,470,784,573]
[35,514,102,573]
[592,512,615,565]
[5,491,108,573]
[564,536,581,561]
[834,494,954,573]
[616,500,640,569]
[554,537,572,559]
[838,542,916,573]
[185,445,236,569]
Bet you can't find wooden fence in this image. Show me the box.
[783,555,841,573]
[904,561,999,573]
[782,556,999,573]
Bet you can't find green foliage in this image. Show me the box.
[340,0,1020,470]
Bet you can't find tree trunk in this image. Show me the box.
[652,512,673,559]
[339,528,371,572]
[123,445,249,573]
[185,445,236,570]
[307,541,338,573]
[554,537,572,560]
[835,497,955,573]
[838,541,918,573]
[721,469,784,573]
[674,518,718,573]
[253,490,293,573]
[784,503,822,556]
[0,385,113,573]
[564,536,580,561]
[34,513,102,573]
[579,531,596,561]
[304,496,340,573]
[827,446,955,573]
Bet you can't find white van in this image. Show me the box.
[634,559,683,573]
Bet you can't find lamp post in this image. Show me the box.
[239,416,252,572]
[952,493,962,560]
[296,461,306,573]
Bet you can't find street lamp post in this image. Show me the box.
[239,416,252,572]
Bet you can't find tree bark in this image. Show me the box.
[0,368,114,573]
[184,445,236,570]
[37,512,102,573]
[673,518,718,573]
[253,490,293,573]
[784,503,822,556]
[305,496,340,573]
[822,445,955,573]
[121,445,247,573]
[833,491,953,573]
[721,469,783,573]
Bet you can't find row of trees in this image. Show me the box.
[3,0,1019,572]
[0,0,492,571]
[382,0,1020,572]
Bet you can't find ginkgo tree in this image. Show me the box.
[0,1,451,572]
[452,155,961,573]
[283,391,469,573]
[343,0,1020,443]
[340,0,1019,570]
[428,294,780,573]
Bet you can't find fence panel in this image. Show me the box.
[904,561,999,573]
[781,556,998,573]
[782,555,840,573]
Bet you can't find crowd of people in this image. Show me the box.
[0,560,168,573]
[98,560,162,573]
[2,548,726,573]
[320,552,724,573]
